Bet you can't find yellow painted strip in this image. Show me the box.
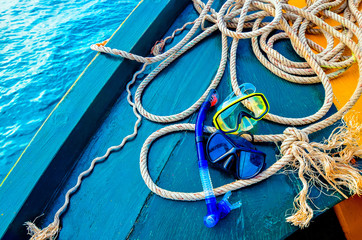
[107,0,144,41]
[0,54,99,188]
[0,0,144,188]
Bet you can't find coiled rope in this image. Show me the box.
[26,0,362,239]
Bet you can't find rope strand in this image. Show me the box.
[27,0,362,238]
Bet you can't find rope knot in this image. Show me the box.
[151,40,165,56]
[280,120,362,228]
[281,128,309,155]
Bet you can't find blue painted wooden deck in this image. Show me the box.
[0,1,348,239]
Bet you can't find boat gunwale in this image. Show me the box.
[0,0,189,238]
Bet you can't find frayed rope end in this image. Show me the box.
[24,221,60,240]
[285,204,313,228]
[281,117,362,228]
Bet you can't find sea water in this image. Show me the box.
[0,0,139,181]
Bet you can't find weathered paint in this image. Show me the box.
[1,1,358,240]
[34,3,343,240]
[316,11,362,240]
[288,0,362,238]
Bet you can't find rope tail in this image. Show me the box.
[281,117,362,228]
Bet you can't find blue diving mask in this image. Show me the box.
[206,130,266,179]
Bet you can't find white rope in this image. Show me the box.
[26,0,362,238]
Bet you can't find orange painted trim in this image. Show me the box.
[288,1,362,239]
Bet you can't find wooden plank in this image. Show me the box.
[126,9,344,239]
[39,2,345,239]
[2,0,358,239]
[334,197,362,240]
[35,5,227,239]
[330,26,362,240]
[327,2,362,235]
[0,0,189,238]
[286,0,362,238]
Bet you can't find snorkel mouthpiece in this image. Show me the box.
[203,191,242,228]
[195,89,241,228]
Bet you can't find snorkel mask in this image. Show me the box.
[213,83,269,134]
[207,131,266,179]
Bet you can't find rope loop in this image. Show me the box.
[26,0,362,238]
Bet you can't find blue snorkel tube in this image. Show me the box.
[195,89,242,228]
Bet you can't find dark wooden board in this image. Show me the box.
[1,1,346,240]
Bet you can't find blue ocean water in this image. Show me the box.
[0,0,139,180]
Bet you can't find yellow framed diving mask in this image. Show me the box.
[213,91,269,134]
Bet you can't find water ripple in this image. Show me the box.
[0,0,139,180]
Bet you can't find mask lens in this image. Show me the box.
[206,131,266,180]
[217,104,239,131]
[239,95,267,119]
[237,150,265,179]
[207,133,234,162]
